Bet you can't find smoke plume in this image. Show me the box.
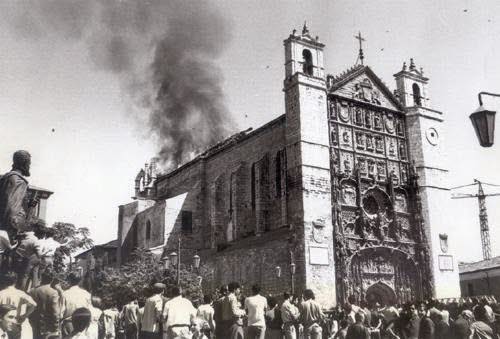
[0,0,236,169]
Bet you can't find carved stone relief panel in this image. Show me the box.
[338,101,351,123]
[355,132,365,150]
[395,117,405,137]
[373,112,383,131]
[365,135,374,152]
[354,107,363,126]
[387,162,400,185]
[329,100,337,120]
[375,136,384,154]
[331,149,340,174]
[339,126,353,149]
[330,123,338,146]
[398,140,407,160]
[341,180,357,206]
[385,112,395,134]
[394,190,409,213]
[400,164,409,185]
[356,156,368,177]
[364,110,372,129]
[386,136,398,159]
[377,160,387,181]
[340,152,355,176]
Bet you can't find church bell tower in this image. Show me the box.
[283,24,336,307]
[394,59,460,298]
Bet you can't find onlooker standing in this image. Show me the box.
[334,320,348,339]
[451,310,472,339]
[418,303,434,339]
[281,292,299,339]
[401,303,420,339]
[29,270,61,338]
[345,312,370,339]
[13,229,42,290]
[470,305,494,339]
[161,286,197,339]
[222,282,246,339]
[245,284,268,339]
[61,273,92,337]
[87,296,103,339]
[0,304,17,339]
[264,297,282,339]
[434,312,450,339]
[122,298,140,339]
[299,289,324,339]
[213,286,228,339]
[140,283,165,339]
[197,295,215,337]
[103,304,120,339]
[0,271,37,339]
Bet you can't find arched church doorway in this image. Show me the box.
[365,282,396,306]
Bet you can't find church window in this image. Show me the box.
[302,49,314,76]
[412,83,422,106]
[181,210,192,233]
[146,220,151,241]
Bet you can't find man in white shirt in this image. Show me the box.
[196,295,215,336]
[61,272,92,337]
[0,271,37,339]
[141,283,165,339]
[281,292,299,339]
[162,286,196,339]
[0,304,17,339]
[245,284,268,339]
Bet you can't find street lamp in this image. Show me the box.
[275,266,282,278]
[193,254,201,270]
[470,92,500,147]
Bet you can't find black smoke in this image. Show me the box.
[0,0,236,169]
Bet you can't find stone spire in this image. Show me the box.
[302,21,309,35]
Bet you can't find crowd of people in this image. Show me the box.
[2,270,500,339]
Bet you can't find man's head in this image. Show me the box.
[303,289,315,301]
[67,272,82,287]
[219,285,228,296]
[203,294,212,305]
[71,308,91,333]
[40,270,55,285]
[91,296,102,309]
[12,150,31,177]
[228,282,241,294]
[0,271,17,288]
[0,304,16,332]
[418,303,427,317]
[152,283,165,295]
[251,284,261,296]
[283,292,292,301]
[170,286,181,298]
[354,312,364,324]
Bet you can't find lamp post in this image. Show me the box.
[470,92,500,147]
[168,237,202,286]
[290,262,296,295]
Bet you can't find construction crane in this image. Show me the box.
[451,179,500,260]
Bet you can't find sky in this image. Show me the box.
[1,0,500,263]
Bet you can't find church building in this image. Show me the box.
[117,25,460,307]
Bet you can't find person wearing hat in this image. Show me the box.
[141,283,165,339]
[0,150,38,237]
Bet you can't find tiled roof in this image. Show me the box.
[459,256,500,273]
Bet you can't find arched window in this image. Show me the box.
[302,49,314,76]
[146,220,151,241]
[412,83,422,106]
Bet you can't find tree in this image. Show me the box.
[51,222,94,273]
[95,247,203,308]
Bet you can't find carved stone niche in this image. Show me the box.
[340,179,357,206]
[394,189,409,213]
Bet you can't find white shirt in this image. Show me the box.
[142,294,163,333]
[62,286,91,320]
[38,238,63,257]
[197,304,215,330]
[85,305,102,339]
[0,230,11,253]
[0,326,8,339]
[162,296,196,329]
[244,294,268,327]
